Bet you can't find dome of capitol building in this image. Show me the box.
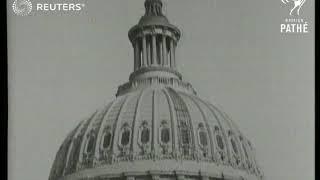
[49,0,264,180]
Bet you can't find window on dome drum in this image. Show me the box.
[161,127,170,143]
[181,129,190,145]
[231,138,239,154]
[141,128,150,144]
[199,130,208,147]
[216,134,224,150]
[102,132,112,149]
[86,136,95,153]
[121,130,130,146]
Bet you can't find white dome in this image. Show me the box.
[49,1,263,180]
[49,87,263,180]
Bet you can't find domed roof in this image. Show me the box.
[138,15,170,26]
[49,0,263,180]
[49,86,263,180]
[128,0,181,43]
[138,0,170,27]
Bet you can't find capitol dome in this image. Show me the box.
[49,1,264,180]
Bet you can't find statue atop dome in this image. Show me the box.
[144,0,164,16]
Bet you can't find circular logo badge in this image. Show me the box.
[12,0,32,16]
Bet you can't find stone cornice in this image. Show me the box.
[129,66,182,81]
[128,24,181,44]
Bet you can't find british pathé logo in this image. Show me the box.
[281,0,306,16]
[280,18,308,33]
[12,0,33,16]
[280,0,309,34]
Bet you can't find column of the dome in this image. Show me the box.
[142,36,147,67]
[158,37,162,65]
[138,41,142,68]
[170,39,175,68]
[162,35,168,66]
[152,34,157,66]
[167,39,171,67]
[134,39,140,71]
[174,41,177,68]
[147,38,152,65]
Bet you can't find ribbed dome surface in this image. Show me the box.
[49,86,263,180]
[49,1,264,180]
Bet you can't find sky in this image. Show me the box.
[7,0,314,180]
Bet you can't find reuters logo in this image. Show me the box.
[12,0,33,16]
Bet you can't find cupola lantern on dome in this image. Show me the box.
[49,1,264,180]
[125,0,184,97]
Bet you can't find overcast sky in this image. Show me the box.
[8,0,314,180]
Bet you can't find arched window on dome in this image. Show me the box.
[214,126,225,150]
[141,127,150,144]
[137,121,151,154]
[161,127,170,144]
[199,131,208,146]
[181,128,190,145]
[197,123,209,158]
[121,129,130,146]
[216,134,224,150]
[102,131,112,149]
[180,121,190,145]
[159,120,171,155]
[180,127,191,156]
[138,121,151,145]
[197,123,208,147]
[85,135,95,154]
[119,123,131,148]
